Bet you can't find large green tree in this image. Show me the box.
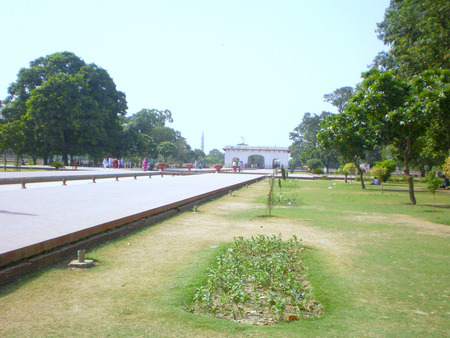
[376,0,450,75]
[289,112,339,173]
[347,69,449,204]
[323,86,354,113]
[319,111,375,189]
[2,52,127,164]
[0,120,25,170]
[158,141,178,163]
[124,108,172,135]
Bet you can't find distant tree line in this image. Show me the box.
[0,52,224,168]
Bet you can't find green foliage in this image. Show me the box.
[0,120,25,170]
[312,168,323,175]
[426,172,442,194]
[388,175,406,183]
[191,235,320,322]
[269,192,299,205]
[346,69,450,204]
[373,160,396,182]
[342,163,357,175]
[289,112,339,171]
[376,0,450,75]
[50,161,64,169]
[443,156,450,178]
[426,172,443,211]
[157,141,178,162]
[306,158,322,170]
[281,179,301,189]
[124,108,172,135]
[2,52,127,164]
[323,86,354,113]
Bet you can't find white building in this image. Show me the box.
[223,145,290,169]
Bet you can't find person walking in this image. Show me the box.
[142,158,148,171]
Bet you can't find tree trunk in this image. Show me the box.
[353,160,365,189]
[404,159,416,205]
[358,168,365,189]
[63,154,69,166]
[344,173,348,183]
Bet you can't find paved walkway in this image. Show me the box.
[0,170,264,267]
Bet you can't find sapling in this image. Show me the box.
[426,172,442,212]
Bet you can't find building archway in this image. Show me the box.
[248,155,265,168]
[272,158,281,168]
[223,146,290,169]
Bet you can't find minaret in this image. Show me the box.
[201,132,205,152]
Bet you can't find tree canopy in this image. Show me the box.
[344,69,449,204]
[2,52,127,164]
[289,112,339,173]
[376,0,450,75]
[323,86,354,113]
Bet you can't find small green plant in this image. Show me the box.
[271,192,299,205]
[50,161,64,169]
[281,179,301,189]
[388,175,406,183]
[265,165,288,216]
[426,172,442,212]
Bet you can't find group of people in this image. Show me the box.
[141,158,155,171]
[102,157,124,169]
[232,160,245,172]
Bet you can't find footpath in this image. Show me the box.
[0,169,265,282]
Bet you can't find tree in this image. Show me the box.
[342,163,357,184]
[319,110,376,190]
[124,109,172,135]
[347,69,450,204]
[158,141,177,163]
[323,86,354,113]
[204,149,224,166]
[289,112,339,173]
[2,52,127,165]
[117,128,158,160]
[376,0,450,76]
[0,121,25,170]
[374,160,396,183]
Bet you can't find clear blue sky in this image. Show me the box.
[0,0,390,153]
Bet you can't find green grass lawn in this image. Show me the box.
[0,179,448,337]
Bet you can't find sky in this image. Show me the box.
[0,0,390,153]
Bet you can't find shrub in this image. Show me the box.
[370,166,388,183]
[271,192,299,205]
[374,160,396,182]
[50,162,64,169]
[312,168,323,175]
[306,158,322,170]
[342,163,357,175]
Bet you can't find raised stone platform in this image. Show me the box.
[0,171,265,280]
